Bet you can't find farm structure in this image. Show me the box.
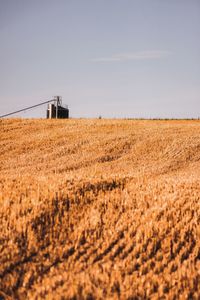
[0,96,69,119]
[47,96,69,119]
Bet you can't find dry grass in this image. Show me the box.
[0,119,200,300]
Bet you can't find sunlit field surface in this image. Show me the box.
[0,119,200,299]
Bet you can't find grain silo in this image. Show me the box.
[47,96,69,119]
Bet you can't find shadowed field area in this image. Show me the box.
[0,119,200,299]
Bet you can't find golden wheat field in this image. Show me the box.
[0,119,200,300]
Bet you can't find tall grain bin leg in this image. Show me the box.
[49,104,52,119]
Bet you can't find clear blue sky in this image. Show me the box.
[0,0,199,118]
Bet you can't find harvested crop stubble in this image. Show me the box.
[0,119,200,300]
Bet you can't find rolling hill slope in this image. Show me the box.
[0,119,200,299]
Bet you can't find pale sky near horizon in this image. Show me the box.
[0,0,200,118]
